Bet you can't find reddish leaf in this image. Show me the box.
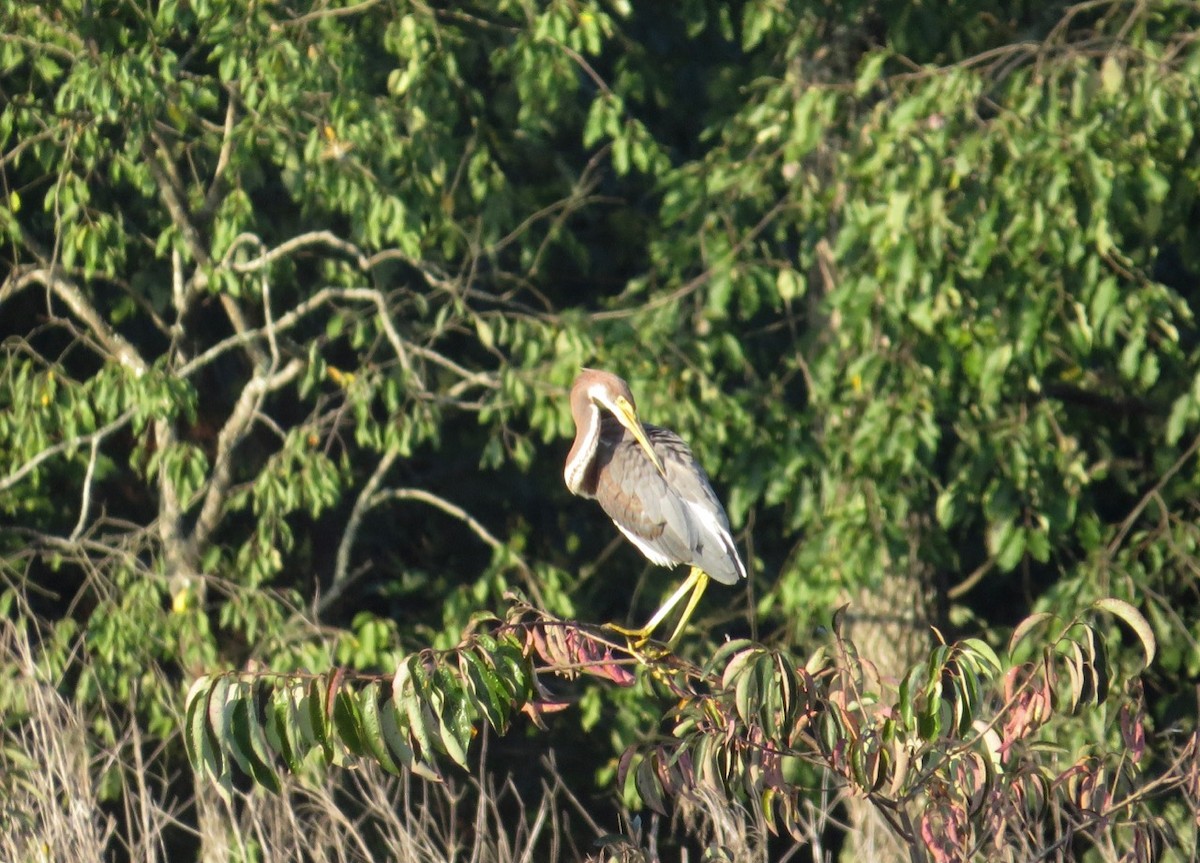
[919,804,966,863]
[1120,684,1146,765]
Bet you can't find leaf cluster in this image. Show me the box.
[185,629,533,801]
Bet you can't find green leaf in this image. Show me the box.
[987,519,1025,572]
[184,675,212,771]
[358,682,402,775]
[380,698,431,779]
[461,649,509,734]
[246,692,283,794]
[634,755,666,814]
[1093,598,1156,670]
[402,660,437,764]
[959,638,1002,675]
[332,687,368,758]
[230,693,282,794]
[205,675,232,778]
[978,344,1013,404]
[434,668,472,769]
[855,51,889,97]
[307,678,333,763]
[1008,612,1056,657]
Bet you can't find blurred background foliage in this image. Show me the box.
[2,0,1199,860]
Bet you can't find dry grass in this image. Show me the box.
[0,618,112,862]
[194,752,608,863]
[0,614,818,863]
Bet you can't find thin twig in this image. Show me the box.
[226,230,370,273]
[0,410,134,494]
[1,268,147,374]
[322,448,402,615]
[370,487,542,606]
[1106,431,1200,560]
[189,358,304,553]
[68,435,101,542]
[282,0,383,27]
[202,95,238,215]
[590,195,792,321]
[370,487,507,550]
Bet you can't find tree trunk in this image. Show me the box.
[838,555,933,863]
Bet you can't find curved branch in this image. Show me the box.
[226,230,370,273]
[371,487,507,550]
[590,195,791,322]
[178,285,477,394]
[0,268,147,375]
[318,448,403,616]
[370,487,542,606]
[0,410,134,494]
[188,358,304,553]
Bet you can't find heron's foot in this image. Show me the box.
[602,620,652,647]
[601,622,675,662]
[634,641,673,664]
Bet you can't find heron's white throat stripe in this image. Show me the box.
[564,402,601,495]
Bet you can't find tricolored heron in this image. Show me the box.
[563,369,747,645]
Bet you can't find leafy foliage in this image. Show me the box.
[185,601,1196,861]
[3,0,1200,860]
[185,628,534,799]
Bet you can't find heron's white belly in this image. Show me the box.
[613,522,678,568]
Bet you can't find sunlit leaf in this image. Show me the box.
[1093,598,1157,670]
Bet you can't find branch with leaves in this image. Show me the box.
[184,598,1188,862]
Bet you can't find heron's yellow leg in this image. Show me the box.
[605,566,707,647]
[664,569,709,647]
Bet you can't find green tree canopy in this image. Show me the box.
[2,0,1198,860]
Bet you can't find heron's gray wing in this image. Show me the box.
[593,420,746,584]
[591,420,692,564]
[648,426,746,585]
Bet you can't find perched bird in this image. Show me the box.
[563,368,747,645]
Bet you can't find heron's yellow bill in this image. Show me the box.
[614,396,667,478]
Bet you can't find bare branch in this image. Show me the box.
[368,486,542,606]
[226,230,371,273]
[202,94,238,215]
[178,285,468,394]
[188,358,304,553]
[171,244,186,324]
[0,128,57,169]
[143,131,264,367]
[258,248,281,365]
[590,195,792,321]
[1105,430,1200,561]
[407,343,495,393]
[155,415,191,589]
[370,487,507,551]
[1,268,147,375]
[143,134,210,272]
[282,0,383,27]
[68,435,101,542]
[319,448,402,615]
[0,410,134,495]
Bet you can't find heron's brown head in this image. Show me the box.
[571,369,666,477]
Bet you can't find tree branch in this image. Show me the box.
[1,267,147,375]
[68,435,101,542]
[202,94,238,217]
[178,285,476,394]
[1105,430,1200,561]
[0,410,134,495]
[590,195,792,321]
[318,447,402,616]
[368,487,542,606]
[188,358,304,553]
[226,230,371,273]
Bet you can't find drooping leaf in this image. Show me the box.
[1092,598,1157,670]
